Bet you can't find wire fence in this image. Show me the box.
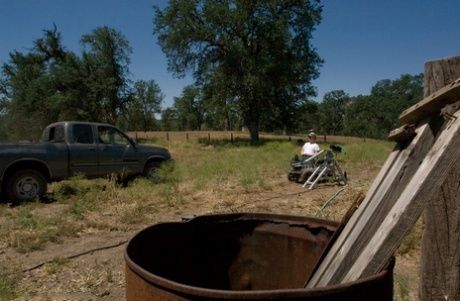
[127,130,376,145]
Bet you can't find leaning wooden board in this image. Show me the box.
[307,77,460,287]
[344,111,460,280]
[400,77,460,124]
[307,121,435,287]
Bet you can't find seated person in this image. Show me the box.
[301,132,321,159]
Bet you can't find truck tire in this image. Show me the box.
[143,162,161,183]
[6,169,47,202]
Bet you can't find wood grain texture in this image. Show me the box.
[420,56,460,301]
[387,124,416,142]
[344,110,460,282]
[306,146,402,287]
[399,76,460,124]
[307,123,434,287]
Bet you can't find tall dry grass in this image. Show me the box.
[0,138,394,254]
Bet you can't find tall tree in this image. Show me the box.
[121,80,163,131]
[200,71,242,130]
[0,26,145,140]
[161,107,179,131]
[81,26,132,124]
[293,99,319,134]
[154,0,323,142]
[0,27,70,140]
[318,90,350,135]
[173,85,204,130]
[343,74,423,139]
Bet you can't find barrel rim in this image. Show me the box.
[125,212,393,299]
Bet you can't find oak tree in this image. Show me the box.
[154,0,323,142]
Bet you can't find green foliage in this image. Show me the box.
[343,74,423,139]
[173,85,204,130]
[120,80,163,131]
[318,90,350,135]
[0,27,65,140]
[80,26,132,124]
[291,100,319,134]
[161,107,179,131]
[0,25,161,140]
[154,0,323,142]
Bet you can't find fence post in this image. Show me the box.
[420,55,460,300]
[231,132,234,144]
[166,132,169,141]
[324,135,327,142]
[208,133,211,144]
[186,133,189,142]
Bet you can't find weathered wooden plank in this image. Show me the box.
[421,55,460,301]
[304,193,364,286]
[307,121,435,287]
[343,110,460,282]
[387,124,416,142]
[399,76,460,124]
[328,122,435,284]
[306,145,402,287]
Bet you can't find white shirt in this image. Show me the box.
[301,142,320,156]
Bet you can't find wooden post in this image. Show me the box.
[420,55,460,301]
[231,132,234,144]
[166,132,169,141]
[208,133,211,144]
[186,132,189,142]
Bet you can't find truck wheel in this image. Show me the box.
[6,169,47,202]
[143,162,161,183]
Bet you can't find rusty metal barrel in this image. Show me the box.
[125,213,394,300]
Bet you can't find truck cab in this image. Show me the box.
[1,121,171,202]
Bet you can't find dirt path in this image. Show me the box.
[4,173,418,300]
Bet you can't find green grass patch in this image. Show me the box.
[335,141,393,176]
[395,273,410,301]
[171,141,298,191]
[1,204,82,253]
[0,268,18,301]
[0,138,393,254]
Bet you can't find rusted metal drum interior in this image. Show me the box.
[125,213,394,301]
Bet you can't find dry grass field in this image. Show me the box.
[0,135,422,301]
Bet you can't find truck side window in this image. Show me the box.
[73,124,94,144]
[98,126,129,145]
[49,126,65,143]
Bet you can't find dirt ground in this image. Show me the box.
[3,169,421,301]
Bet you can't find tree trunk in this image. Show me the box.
[420,55,460,301]
[247,120,259,144]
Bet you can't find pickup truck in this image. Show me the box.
[0,121,172,202]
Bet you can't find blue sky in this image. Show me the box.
[1,0,459,108]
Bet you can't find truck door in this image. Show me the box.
[68,124,99,177]
[96,126,139,176]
